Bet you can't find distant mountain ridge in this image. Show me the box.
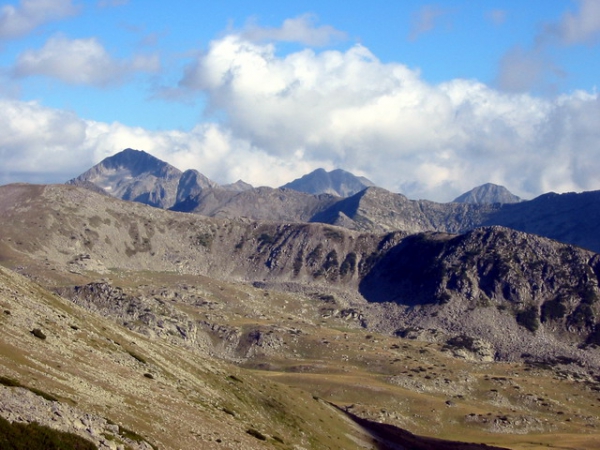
[67,148,251,209]
[67,148,600,253]
[280,168,375,197]
[453,183,522,204]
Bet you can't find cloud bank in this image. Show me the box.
[2,27,600,202]
[177,33,600,200]
[1,9,600,202]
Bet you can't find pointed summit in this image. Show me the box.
[67,148,183,208]
[453,183,522,205]
[281,168,376,197]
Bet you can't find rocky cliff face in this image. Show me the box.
[360,227,600,362]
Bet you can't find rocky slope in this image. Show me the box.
[2,183,600,448]
[0,264,391,450]
[171,185,339,222]
[1,183,599,369]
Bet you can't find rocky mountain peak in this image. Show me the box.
[280,167,376,197]
[453,183,522,204]
[68,148,224,209]
[96,148,177,178]
[222,179,254,192]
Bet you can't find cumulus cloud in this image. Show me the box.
[241,14,347,47]
[12,34,160,86]
[0,99,88,183]
[0,0,79,39]
[177,33,600,200]
[0,98,316,190]
[3,31,600,203]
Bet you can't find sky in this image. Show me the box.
[0,0,599,201]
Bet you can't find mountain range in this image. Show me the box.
[69,148,521,206]
[1,148,600,449]
[68,148,600,253]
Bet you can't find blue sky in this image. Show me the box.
[0,0,599,201]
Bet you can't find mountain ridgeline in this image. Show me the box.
[2,150,600,449]
[1,183,600,369]
[69,148,600,253]
[280,167,376,197]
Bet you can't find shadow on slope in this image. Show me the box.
[330,404,510,450]
[358,232,451,305]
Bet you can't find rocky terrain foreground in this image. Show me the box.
[1,182,600,449]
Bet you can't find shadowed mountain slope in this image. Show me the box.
[311,186,600,253]
[311,187,498,234]
[481,190,600,253]
[171,186,340,222]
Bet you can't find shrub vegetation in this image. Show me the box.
[0,416,97,450]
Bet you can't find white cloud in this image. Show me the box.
[2,33,600,203]
[177,34,600,200]
[0,98,316,190]
[12,34,160,86]
[241,14,346,47]
[0,99,88,183]
[0,0,79,39]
